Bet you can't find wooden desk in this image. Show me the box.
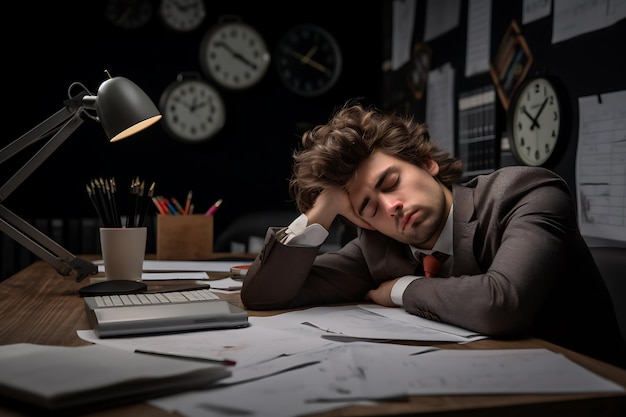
[1,259,626,417]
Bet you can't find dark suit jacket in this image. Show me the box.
[242,166,625,367]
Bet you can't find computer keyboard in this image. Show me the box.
[89,288,220,308]
[83,287,248,338]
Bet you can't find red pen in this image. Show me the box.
[205,199,223,216]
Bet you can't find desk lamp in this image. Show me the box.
[0,71,162,286]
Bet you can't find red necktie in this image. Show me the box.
[422,251,449,278]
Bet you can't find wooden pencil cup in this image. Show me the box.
[156,215,214,260]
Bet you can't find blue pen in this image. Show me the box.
[163,197,179,215]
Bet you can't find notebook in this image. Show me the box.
[83,288,249,338]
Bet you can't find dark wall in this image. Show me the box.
[2,1,384,245]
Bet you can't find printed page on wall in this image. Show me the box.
[576,90,626,242]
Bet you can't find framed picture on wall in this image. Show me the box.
[489,20,533,110]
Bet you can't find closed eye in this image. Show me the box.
[358,170,399,218]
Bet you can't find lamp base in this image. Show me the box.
[79,280,147,297]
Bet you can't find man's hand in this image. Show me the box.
[365,278,400,307]
[307,188,375,230]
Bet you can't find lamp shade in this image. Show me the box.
[92,77,162,142]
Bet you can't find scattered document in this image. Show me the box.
[70,302,625,417]
[359,304,485,339]
[295,305,481,342]
[78,324,336,368]
[150,346,623,417]
[0,343,230,412]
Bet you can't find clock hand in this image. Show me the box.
[214,41,258,69]
[190,101,208,112]
[303,46,318,60]
[286,48,328,73]
[522,106,540,131]
[532,97,549,128]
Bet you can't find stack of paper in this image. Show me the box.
[0,343,231,412]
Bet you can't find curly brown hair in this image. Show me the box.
[289,102,463,213]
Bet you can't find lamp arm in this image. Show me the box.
[0,205,97,280]
[0,102,98,281]
[0,102,83,201]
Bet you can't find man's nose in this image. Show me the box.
[381,195,402,216]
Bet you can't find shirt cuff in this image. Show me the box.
[391,275,421,306]
[282,213,329,246]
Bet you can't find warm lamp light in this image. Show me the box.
[0,71,162,282]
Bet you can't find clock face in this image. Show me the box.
[508,77,565,167]
[275,24,343,97]
[199,21,271,90]
[159,0,206,32]
[105,0,153,29]
[159,77,226,143]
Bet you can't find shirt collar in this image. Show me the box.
[410,204,454,257]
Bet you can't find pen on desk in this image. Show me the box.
[134,349,237,366]
[205,198,223,216]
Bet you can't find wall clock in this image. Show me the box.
[159,0,206,33]
[507,75,569,167]
[105,0,153,30]
[199,17,271,90]
[275,24,343,97]
[159,73,226,143]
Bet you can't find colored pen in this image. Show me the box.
[171,197,185,215]
[134,349,236,366]
[155,196,172,214]
[184,190,193,215]
[205,198,223,216]
[152,196,166,215]
[162,196,180,215]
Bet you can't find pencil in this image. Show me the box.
[171,197,185,215]
[184,190,192,215]
[126,177,138,227]
[109,177,122,227]
[93,178,112,227]
[152,196,166,215]
[134,349,236,366]
[86,183,105,226]
[138,181,155,227]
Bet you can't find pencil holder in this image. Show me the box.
[156,215,213,260]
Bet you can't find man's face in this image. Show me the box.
[346,151,452,248]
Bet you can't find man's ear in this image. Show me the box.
[426,158,440,176]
